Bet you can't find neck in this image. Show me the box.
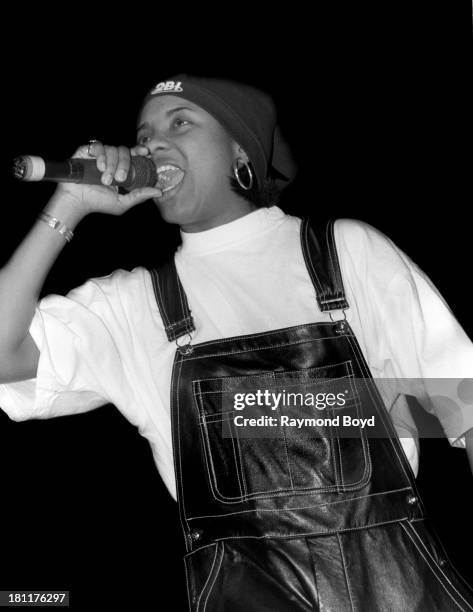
[180,197,257,233]
[179,205,284,256]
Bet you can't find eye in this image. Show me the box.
[137,134,150,145]
[172,117,190,129]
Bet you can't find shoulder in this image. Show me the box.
[45,267,153,318]
[331,218,414,285]
[33,268,163,351]
[332,217,395,251]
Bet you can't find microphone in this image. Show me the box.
[12,155,157,192]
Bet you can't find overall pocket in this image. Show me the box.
[193,360,371,504]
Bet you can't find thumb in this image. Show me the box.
[120,186,162,207]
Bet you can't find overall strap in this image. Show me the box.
[148,258,195,342]
[300,217,349,312]
[149,216,348,342]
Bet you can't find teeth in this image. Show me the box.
[155,164,185,192]
[156,164,181,173]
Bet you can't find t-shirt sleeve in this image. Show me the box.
[334,218,473,449]
[0,269,134,422]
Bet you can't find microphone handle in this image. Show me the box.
[71,158,157,190]
[12,156,157,191]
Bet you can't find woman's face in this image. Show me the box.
[137,95,255,232]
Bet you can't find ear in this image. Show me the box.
[232,142,249,164]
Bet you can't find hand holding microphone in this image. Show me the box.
[13,141,163,217]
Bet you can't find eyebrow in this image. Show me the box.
[137,106,196,132]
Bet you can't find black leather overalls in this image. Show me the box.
[149,218,473,611]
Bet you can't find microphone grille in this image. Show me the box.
[126,156,157,190]
[12,156,30,180]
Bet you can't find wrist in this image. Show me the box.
[44,190,88,229]
[37,212,74,243]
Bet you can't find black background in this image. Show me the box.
[0,7,472,610]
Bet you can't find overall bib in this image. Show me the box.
[149,218,473,611]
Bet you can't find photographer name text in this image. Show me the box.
[233,415,375,428]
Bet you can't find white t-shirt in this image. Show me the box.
[1,206,472,501]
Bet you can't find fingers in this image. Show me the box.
[79,142,149,161]
[86,142,132,186]
[130,144,150,157]
[75,142,153,192]
[97,145,117,185]
[114,146,131,183]
[85,140,105,171]
[71,143,95,158]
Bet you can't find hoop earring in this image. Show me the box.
[233,158,254,191]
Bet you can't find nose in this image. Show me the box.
[144,131,172,158]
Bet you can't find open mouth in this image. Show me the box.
[155,164,185,193]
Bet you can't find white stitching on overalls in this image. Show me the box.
[175,356,191,541]
[183,555,192,612]
[196,542,219,611]
[195,370,276,386]
[303,220,326,298]
[195,382,243,503]
[186,487,412,521]
[329,219,346,302]
[327,219,344,304]
[195,385,250,503]
[346,360,372,487]
[150,269,171,328]
[193,362,369,501]
[202,542,225,612]
[280,410,294,490]
[176,273,194,336]
[334,411,344,490]
[344,332,414,489]
[186,320,335,350]
[174,272,193,339]
[337,532,357,611]
[188,517,412,544]
[181,335,349,362]
[183,541,218,558]
[194,373,353,396]
[151,267,194,340]
[176,270,186,317]
[195,380,247,502]
[326,220,338,299]
[301,220,324,298]
[230,430,245,500]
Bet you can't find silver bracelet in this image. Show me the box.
[37,212,74,243]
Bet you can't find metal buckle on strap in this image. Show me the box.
[329,309,347,322]
[176,332,194,356]
[329,309,348,334]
